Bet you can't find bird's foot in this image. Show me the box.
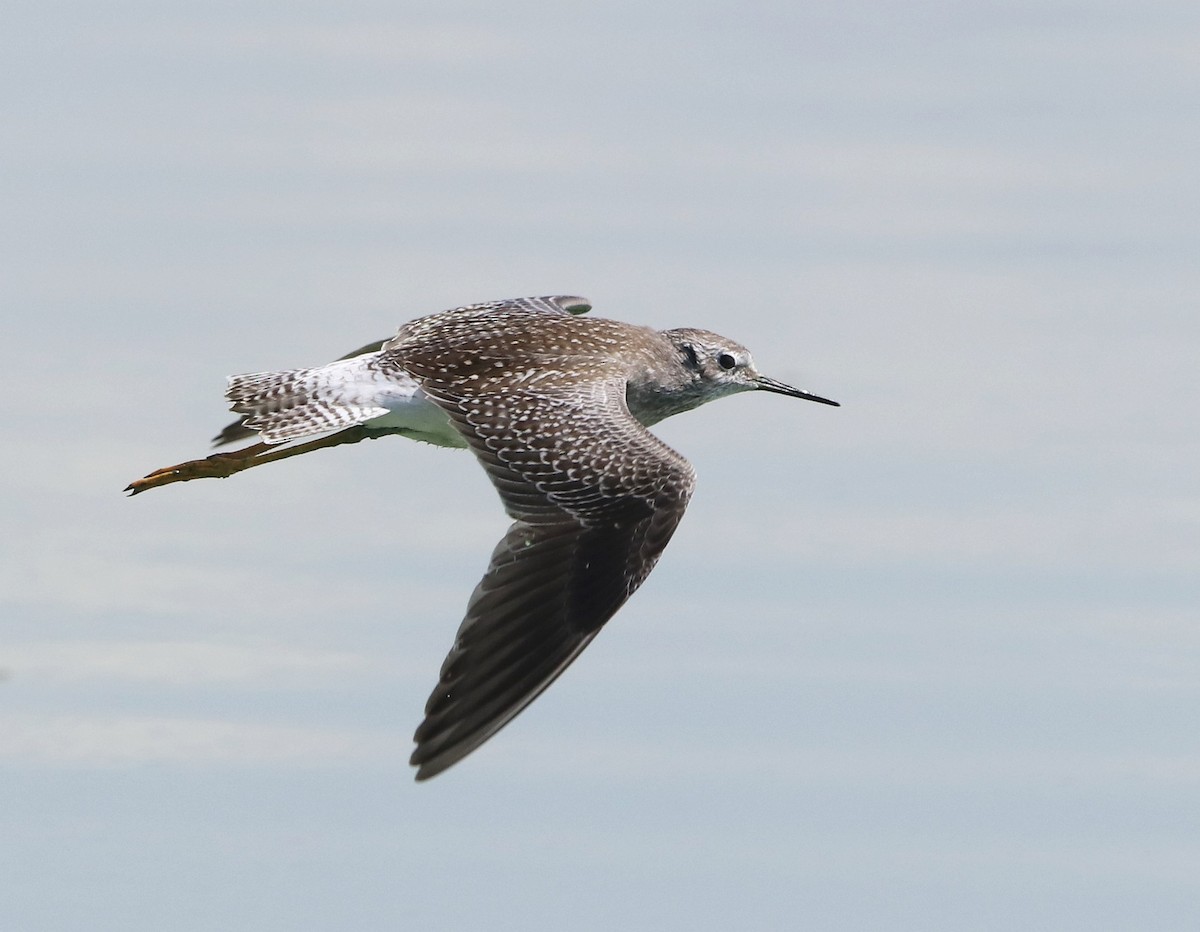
[124,428,374,497]
[124,445,270,496]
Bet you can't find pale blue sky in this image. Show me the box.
[3,1,1199,929]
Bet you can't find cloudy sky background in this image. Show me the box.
[3,1,1199,929]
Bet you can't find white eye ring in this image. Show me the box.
[716,352,737,371]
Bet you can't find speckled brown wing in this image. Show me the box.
[212,297,591,447]
[404,372,696,780]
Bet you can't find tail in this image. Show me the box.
[127,350,409,496]
[227,353,403,445]
[213,338,389,447]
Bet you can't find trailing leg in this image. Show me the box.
[125,427,374,495]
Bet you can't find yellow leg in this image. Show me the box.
[125,427,374,496]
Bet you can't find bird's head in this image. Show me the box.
[662,328,840,408]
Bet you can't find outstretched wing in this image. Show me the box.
[405,374,695,780]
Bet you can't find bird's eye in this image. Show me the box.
[717,352,737,371]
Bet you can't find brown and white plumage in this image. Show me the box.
[127,295,838,780]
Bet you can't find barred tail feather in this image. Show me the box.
[226,354,401,445]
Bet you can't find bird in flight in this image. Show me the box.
[127,295,838,780]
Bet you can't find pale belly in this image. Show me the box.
[364,387,468,449]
